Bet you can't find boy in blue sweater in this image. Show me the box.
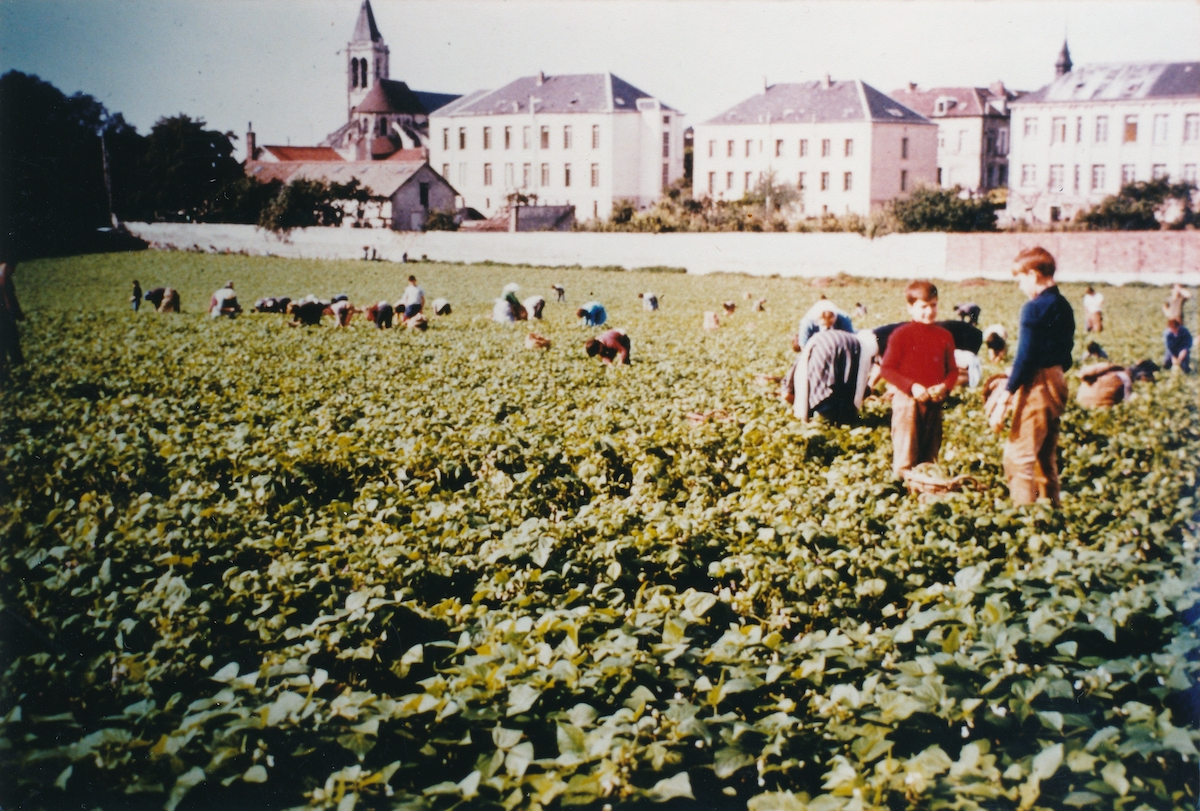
[1164,318,1192,373]
[988,247,1075,506]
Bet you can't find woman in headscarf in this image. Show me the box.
[782,329,878,425]
[794,297,854,350]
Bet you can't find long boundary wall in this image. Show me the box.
[125,222,1199,286]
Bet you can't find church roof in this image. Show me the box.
[246,159,444,198]
[702,80,928,126]
[260,146,344,162]
[1017,62,1200,104]
[351,0,382,43]
[435,73,677,116]
[413,91,462,114]
[356,80,429,115]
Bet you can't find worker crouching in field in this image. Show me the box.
[585,329,630,365]
[158,288,181,313]
[794,298,854,350]
[365,301,394,329]
[286,297,328,327]
[880,281,959,478]
[988,247,1075,507]
[1163,318,1192,373]
[493,284,528,324]
[577,301,607,328]
[209,281,242,318]
[782,329,877,425]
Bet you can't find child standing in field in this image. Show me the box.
[131,279,142,312]
[1083,286,1104,333]
[988,247,1075,506]
[880,281,959,477]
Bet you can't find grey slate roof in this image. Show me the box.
[702,81,928,126]
[352,0,382,43]
[436,73,677,116]
[1017,62,1200,104]
[414,91,462,115]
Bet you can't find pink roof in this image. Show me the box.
[261,146,344,162]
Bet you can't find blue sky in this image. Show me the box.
[2,0,1198,160]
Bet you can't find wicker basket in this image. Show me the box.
[901,465,980,496]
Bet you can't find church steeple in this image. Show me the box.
[347,0,389,118]
[1055,39,1073,77]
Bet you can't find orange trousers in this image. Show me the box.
[890,390,942,476]
[1003,366,1068,506]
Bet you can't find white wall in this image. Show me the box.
[124,222,1200,285]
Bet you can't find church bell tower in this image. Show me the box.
[347,0,390,118]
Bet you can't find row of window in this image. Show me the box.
[441,124,675,155]
[706,168,913,193]
[1020,162,1199,190]
[1025,113,1200,145]
[940,128,1010,156]
[446,162,605,188]
[704,137,912,160]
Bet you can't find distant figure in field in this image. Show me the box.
[431,298,451,316]
[953,302,981,326]
[576,301,607,328]
[526,332,552,351]
[131,280,142,312]
[551,284,566,303]
[639,292,659,311]
[209,281,242,318]
[158,288,181,313]
[523,295,546,320]
[585,329,631,365]
[722,301,737,315]
[254,296,291,314]
[1083,286,1104,333]
[753,298,766,312]
[0,259,25,383]
[365,301,394,329]
[329,298,359,327]
[1083,340,1108,362]
[1164,318,1192,373]
[795,298,854,350]
[493,284,527,324]
[1163,283,1192,322]
[852,302,867,320]
[703,311,721,330]
[982,324,1007,363]
[399,275,425,319]
[287,297,328,327]
[144,287,167,310]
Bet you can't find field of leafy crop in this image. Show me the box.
[1,251,1198,811]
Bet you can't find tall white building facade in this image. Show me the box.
[428,72,685,220]
[1006,58,1200,223]
[692,79,937,217]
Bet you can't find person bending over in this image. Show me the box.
[585,329,630,365]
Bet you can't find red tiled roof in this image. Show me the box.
[261,146,344,162]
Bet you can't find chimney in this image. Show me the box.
[536,70,545,86]
[764,76,769,93]
[246,122,257,162]
[822,73,832,89]
[989,80,1007,98]
[908,82,918,92]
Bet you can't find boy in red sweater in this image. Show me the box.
[880,281,959,477]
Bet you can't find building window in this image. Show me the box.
[1048,164,1063,192]
[504,127,512,149]
[707,171,715,193]
[1050,206,1061,222]
[376,116,388,136]
[564,164,571,187]
[798,172,806,190]
[504,163,514,186]
[820,172,829,191]
[727,140,734,157]
[539,126,550,149]
[663,115,670,125]
[663,163,670,188]
[997,128,1008,155]
[592,125,600,149]
[523,127,531,149]
[1152,164,1168,180]
[1153,115,1169,144]
[937,167,943,186]
[442,163,450,179]
[522,163,531,187]
[1124,115,1138,143]
[901,137,909,159]
[821,139,831,157]
[458,163,467,185]
[1074,165,1081,191]
[1075,117,1083,143]
[998,165,1007,186]
[799,139,808,157]
[591,164,600,187]
[1185,114,1200,142]
[1183,164,1197,184]
[540,163,550,186]
[458,128,466,149]
[1091,164,1105,190]
[726,171,733,190]
[663,132,670,158]
[957,130,966,154]
[745,171,752,190]
[708,140,715,158]
[1023,118,1037,138]
[1052,117,1066,144]
[844,139,853,157]
[843,171,852,191]
[900,169,908,191]
[564,126,573,149]
[1021,164,1036,186]
[745,140,753,157]
[483,127,492,149]
[483,163,493,185]
[442,128,449,150]
[1121,164,1136,185]
[1095,116,1109,143]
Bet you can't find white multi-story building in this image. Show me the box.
[691,77,937,217]
[429,72,685,220]
[887,82,1019,192]
[1006,49,1200,223]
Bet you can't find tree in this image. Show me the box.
[135,115,242,221]
[889,185,997,232]
[423,210,459,231]
[258,178,372,232]
[207,176,282,225]
[1075,178,1198,230]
